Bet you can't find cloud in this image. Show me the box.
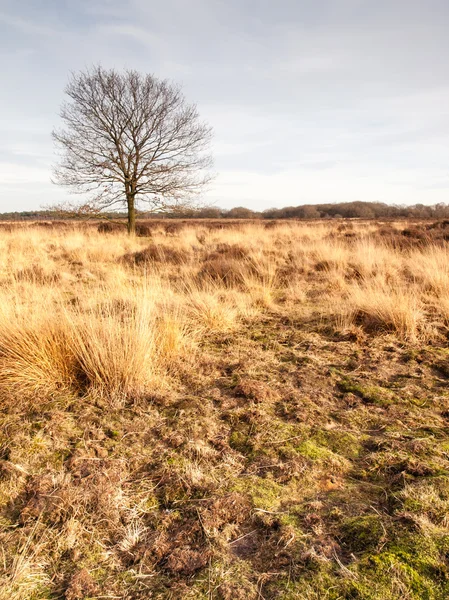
[1,0,449,210]
[0,10,58,36]
[94,24,161,49]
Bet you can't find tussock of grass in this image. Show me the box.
[347,279,425,341]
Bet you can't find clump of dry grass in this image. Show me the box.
[0,320,73,404]
[67,300,160,404]
[0,275,195,407]
[123,243,186,266]
[347,279,425,341]
[0,521,51,600]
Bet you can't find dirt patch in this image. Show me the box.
[65,568,98,600]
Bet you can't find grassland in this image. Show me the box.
[1,219,449,599]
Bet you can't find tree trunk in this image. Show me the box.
[127,193,136,235]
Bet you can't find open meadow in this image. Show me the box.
[1,219,449,599]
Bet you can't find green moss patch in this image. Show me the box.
[338,377,397,407]
[339,514,385,553]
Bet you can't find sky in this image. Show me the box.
[1,0,449,212]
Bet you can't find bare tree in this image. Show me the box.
[52,66,213,234]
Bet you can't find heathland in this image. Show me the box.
[1,219,449,599]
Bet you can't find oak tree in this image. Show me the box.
[52,66,213,233]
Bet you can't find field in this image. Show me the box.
[1,219,449,599]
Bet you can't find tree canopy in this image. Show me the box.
[52,66,213,233]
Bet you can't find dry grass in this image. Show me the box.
[1,219,449,599]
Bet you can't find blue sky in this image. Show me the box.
[1,0,449,211]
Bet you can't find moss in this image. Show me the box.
[312,430,362,459]
[352,531,449,599]
[420,347,449,376]
[272,520,449,599]
[52,447,72,465]
[77,542,109,571]
[399,477,449,523]
[403,348,419,362]
[113,569,140,587]
[231,475,284,510]
[270,570,354,600]
[363,449,448,481]
[24,587,55,600]
[435,534,449,556]
[143,494,159,511]
[339,515,384,553]
[280,351,313,365]
[360,550,443,598]
[338,377,396,407]
[229,426,253,454]
[107,428,120,439]
[296,439,348,469]
[277,511,304,531]
[297,439,331,460]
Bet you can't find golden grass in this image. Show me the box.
[347,278,425,341]
[0,220,447,409]
[2,219,449,598]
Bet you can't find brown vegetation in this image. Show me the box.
[1,220,449,599]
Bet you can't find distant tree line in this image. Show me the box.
[5,202,449,221]
[191,202,449,220]
[173,201,449,220]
